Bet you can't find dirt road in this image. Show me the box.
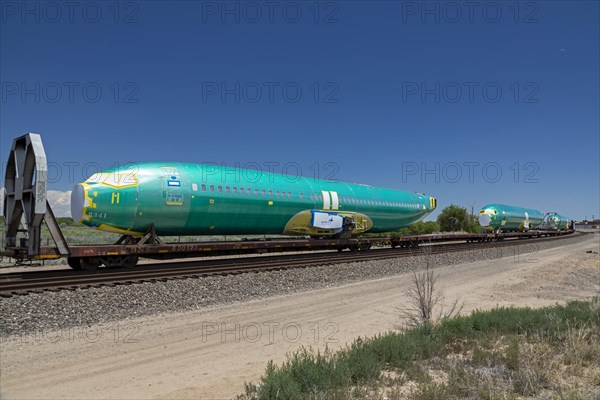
[1,234,598,399]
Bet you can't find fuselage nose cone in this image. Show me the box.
[71,184,85,222]
[479,213,491,227]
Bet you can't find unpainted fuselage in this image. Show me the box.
[71,163,437,236]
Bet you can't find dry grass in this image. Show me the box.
[396,256,464,329]
[240,298,600,399]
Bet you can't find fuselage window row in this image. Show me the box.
[194,183,418,209]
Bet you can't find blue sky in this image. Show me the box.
[1,1,599,220]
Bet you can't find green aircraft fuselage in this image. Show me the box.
[71,163,437,236]
[478,203,545,232]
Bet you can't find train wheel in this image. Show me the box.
[123,255,139,268]
[80,258,101,271]
[67,257,82,270]
[102,255,138,268]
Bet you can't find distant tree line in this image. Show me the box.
[436,204,479,233]
[56,217,80,226]
[398,221,440,235]
[0,217,78,229]
[361,203,480,237]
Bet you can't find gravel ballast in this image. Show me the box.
[0,235,590,337]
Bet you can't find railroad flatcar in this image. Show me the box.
[71,163,437,238]
[478,203,544,232]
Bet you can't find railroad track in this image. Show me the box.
[0,232,582,297]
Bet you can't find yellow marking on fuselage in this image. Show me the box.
[96,224,144,236]
[100,172,139,189]
[79,182,94,223]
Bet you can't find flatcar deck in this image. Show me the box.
[1,230,574,263]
